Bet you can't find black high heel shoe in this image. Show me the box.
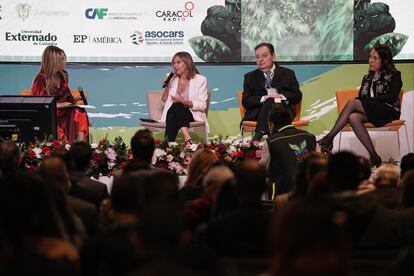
[184,139,193,146]
[370,155,382,168]
[318,138,333,153]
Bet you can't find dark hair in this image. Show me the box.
[255,42,275,55]
[0,141,20,175]
[268,104,294,130]
[293,152,327,198]
[358,156,372,182]
[327,151,360,192]
[70,141,92,171]
[400,153,414,179]
[399,171,414,209]
[371,44,396,73]
[235,159,267,200]
[130,129,155,163]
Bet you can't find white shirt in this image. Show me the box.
[260,64,286,103]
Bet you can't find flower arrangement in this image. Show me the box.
[18,136,263,176]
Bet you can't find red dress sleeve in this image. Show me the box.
[31,72,46,96]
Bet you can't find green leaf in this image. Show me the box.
[188,36,231,62]
[364,33,408,56]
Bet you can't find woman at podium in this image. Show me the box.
[31,46,88,143]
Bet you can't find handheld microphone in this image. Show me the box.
[162,72,174,88]
[77,86,88,105]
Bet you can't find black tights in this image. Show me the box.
[322,99,379,158]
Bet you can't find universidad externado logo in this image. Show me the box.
[155,1,194,22]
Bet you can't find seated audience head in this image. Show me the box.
[293,152,327,198]
[399,171,414,209]
[268,103,293,134]
[38,157,70,191]
[270,198,349,276]
[143,170,179,207]
[400,153,414,179]
[171,51,198,79]
[255,42,275,72]
[111,172,150,219]
[69,141,92,172]
[374,164,400,187]
[0,141,21,176]
[130,128,155,164]
[202,165,235,202]
[185,148,218,189]
[327,151,360,192]
[235,159,267,202]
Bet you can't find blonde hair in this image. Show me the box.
[374,164,400,187]
[185,148,218,189]
[172,51,199,79]
[40,45,67,95]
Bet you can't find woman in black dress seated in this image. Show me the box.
[318,44,402,167]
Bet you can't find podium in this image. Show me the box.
[0,96,57,143]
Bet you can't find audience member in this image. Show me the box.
[269,198,350,276]
[130,128,156,164]
[202,159,270,257]
[38,157,97,236]
[365,164,401,209]
[0,141,21,180]
[356,156,375,195]
[400,153,414,179]
[399,171,414,209]
[69,141,109,201]
[181,148,218,202]
[260,104,316,195]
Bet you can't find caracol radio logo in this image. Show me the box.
[16,3,31,21]
[155,1,194,22]
[131,31,144,45]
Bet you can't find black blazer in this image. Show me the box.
[242,64,302,120]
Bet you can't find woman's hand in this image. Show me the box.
[171,95,192,107]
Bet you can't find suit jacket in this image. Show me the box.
[160,73,209,132]
[71,170,109,202]
[242,64,302,121]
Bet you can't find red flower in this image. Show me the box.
[235,151,244,158]
[215,144,226,153]
[246,150,256,158]
[207,144,215,150]
[99,140,106,145]
[93,152,105,164]
[215,151,222,158]
[53,140,61,149]
[154,139,161,145]
[42,146,51,155]
[120,161,127,169]
[27,150,36,159]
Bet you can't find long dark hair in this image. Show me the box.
[371,44,396,74]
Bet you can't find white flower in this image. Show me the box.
[168,161,183,175]
[166,154,174,162]
[105,148,117,161]
[190,143,199,152]
[227,145,237,154]
[154,148,167,158]
[33,147,42,158]
[179,151,185,159]
[107,160,116,170]
[168,142,178,147]
[65,144,71,150]
[90,143,98,149]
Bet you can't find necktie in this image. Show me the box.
[265,71,272,88]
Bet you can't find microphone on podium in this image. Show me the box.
[77,86,88,105]
[162,72,174,88]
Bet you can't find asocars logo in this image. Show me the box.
[131,30,184,46]
[130,31,144,45]
[155,1,194,22]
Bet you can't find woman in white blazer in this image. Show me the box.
[160,52,209,144]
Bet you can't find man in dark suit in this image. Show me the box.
[242,42,302,142]
[70,141,109,203]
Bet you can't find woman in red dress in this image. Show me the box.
[31,46,88,143]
